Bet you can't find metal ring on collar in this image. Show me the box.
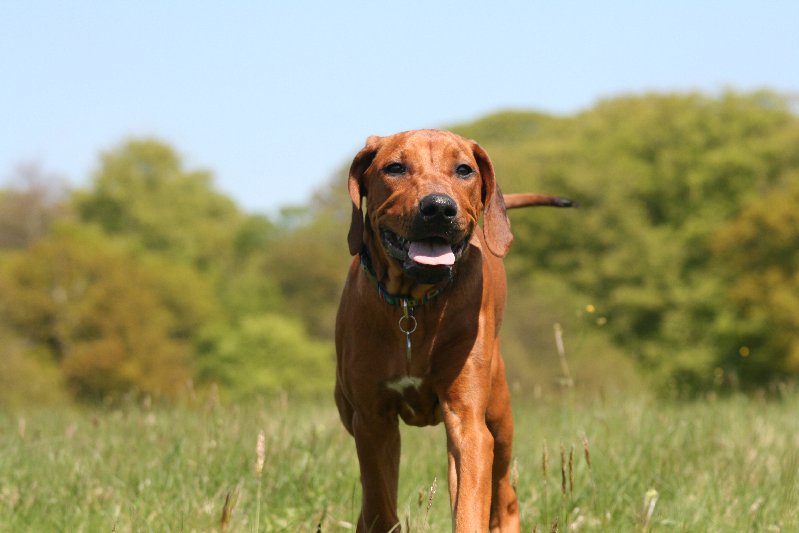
[398,314,417,335]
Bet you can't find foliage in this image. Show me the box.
[1,392,797,531]
[261,198,353,340]
[195,313,333,399]
[74,139,243,272]
[0,139,331,402]
[0,165,69,249]
[453,90,799,393]
[2,90,798,403]
[0,327,69,407]
[0,225,215,401]
[711,175,799,384]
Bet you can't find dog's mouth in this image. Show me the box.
[380,228,470,284]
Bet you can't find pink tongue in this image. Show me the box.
[408,241,455,266]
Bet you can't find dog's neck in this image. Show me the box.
[359,244,449,305]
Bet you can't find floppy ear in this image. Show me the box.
[347,136,381,255]
[472,142,512,257]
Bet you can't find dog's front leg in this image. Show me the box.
[442,398,493,531]
[352,411,401,532]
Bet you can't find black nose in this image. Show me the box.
[419,194,458,222]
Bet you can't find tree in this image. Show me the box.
[258,180,354,340]
[0,164,68,249]
[74,139,243,272]
[195,314,333,398]
[0,225,217,401]
[711,174,799,386]
[451,91,799,393]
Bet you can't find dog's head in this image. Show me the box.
[347,129,512,285]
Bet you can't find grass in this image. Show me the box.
[1,390,798,532]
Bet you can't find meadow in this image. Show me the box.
[2,93,799,532]
[1,388,797,532]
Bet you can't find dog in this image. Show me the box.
[335,129,574,531]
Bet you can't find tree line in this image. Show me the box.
[1,90,797,405]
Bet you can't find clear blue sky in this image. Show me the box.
[2,1,797,214]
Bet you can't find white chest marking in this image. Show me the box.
[385,376,423,394]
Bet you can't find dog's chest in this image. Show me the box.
[383,375,442,427]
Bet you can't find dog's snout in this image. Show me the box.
[419,194,457,221]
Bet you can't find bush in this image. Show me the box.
[0,225,216,401]
[0,328,69,407]
[196,313,334,398]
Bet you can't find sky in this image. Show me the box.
[2,1,798,215]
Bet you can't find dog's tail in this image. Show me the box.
[503,193,578,209]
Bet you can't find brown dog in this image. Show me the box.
[335,129,573,532]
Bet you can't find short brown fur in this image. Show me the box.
[335,129,572,532]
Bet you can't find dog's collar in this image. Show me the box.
[359,246,445,307]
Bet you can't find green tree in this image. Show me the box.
[73,138,288,321]
[453,91,799,393]
[711,175,799,386]
[261,181,353,339]
[0,324,68,407]
[195,314,333,398]
[74,139,243,271]
[0,225,216,401]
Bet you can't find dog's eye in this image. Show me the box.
[383,163,407,176]
[455,164,474,178]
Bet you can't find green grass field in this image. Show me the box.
[2,390,797,532]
